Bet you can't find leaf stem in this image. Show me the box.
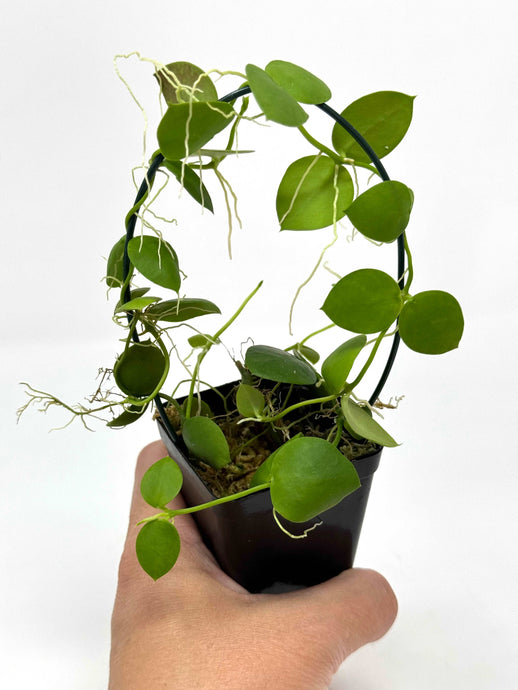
[168,482,271,515]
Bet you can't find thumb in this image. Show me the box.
[280,568,398,669]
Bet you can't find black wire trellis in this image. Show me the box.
[122,85,406,447]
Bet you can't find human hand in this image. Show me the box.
[110,440,398,690]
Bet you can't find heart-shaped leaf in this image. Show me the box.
[332,91,415,163]
[322,269,402,334]
[321,335,367,394]
[399,290,464,354]
[155,61,218,105]
[245,63,308,127]
[163,160,214,212]
[236,383,265,418]
[136,520,180,580]
[345,181,414,243]
[270,437,361,522]
[127,235,180,292]
[113,342,166,397]
[140,456,183,508]
[276,156,354,230]
[245,345,317,385]
[265,60,331,104]
[341,397,398,447]
[157,101,235,161]
[182,416,230,468]
[146,297,221,322]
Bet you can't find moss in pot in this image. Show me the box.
[20,58,464,592]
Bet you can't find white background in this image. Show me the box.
[1,1,517,688]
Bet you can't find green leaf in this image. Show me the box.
[399,290,464,354]
[345,181,414,243]
[157,101,235,161]
[245,63,308,127]
[136,520,180,580]
[322,269,402,333]
[106,236,126,288]
[163,160,214,212]
[265,60,331,104]
[182,416,230,468]
[296,344,320,364]
[276,156,354,230]
[199,148,254,161]
[250,450,278,488]
[236,383,265,418]
[114,296,160,313]
[188,333,214,348]
[181,397,212,419]
[140,456,183,508]
[146,297,221,322]
[107,404,147,428]
[113,342,166,397]
[155,61,218,105]
[270,437,361,522]
[127,236,180,292]
[245,345,317,385]
[341,397,398,447]
[321,335,367,394]
[332,91,415,163]
[114,287,150,311]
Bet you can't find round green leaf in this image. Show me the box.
[332,91,415,163]
[265,60,331,104]
[270,437,361,523]
[114,342,166,397]
[146,297,221,322]
[276,156,354,230]
[322,269,402,334]
[341,397,398,447]
[182,416,230,468]
[127,235,180,292]
[399,290,464,354]
[136,520,180,580]
[106,236,126,288]
[155,61,218,105]
[107,404,147,428]
[140,456,183,508]
[245,63,308,127]
[296,344,320,364]
[157,101,235,161]
[163,160,214,212]
[321,335,367,394]
[346,181,414,243]
[236,383,265,418]
[245,345,317,385]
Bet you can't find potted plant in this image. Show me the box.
[19,59,464,593]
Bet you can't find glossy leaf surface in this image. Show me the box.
[140,456,183,508]
[332,91,415,163]
[345,181,414,243]
[245,64,308,127]
[182,416,231,468]
[297,345,320,364]
[341,397,398,447]
[114,296,160,313]
[155,61,218,105]
[321,335,367,394]
[157,101,234,161]
[106,236,126,288]
[107,404,147,428]
[127,236,180,292]
[245,345,317,385]
[322,269,402,333]
[270,437,361,522]
[114,343,166,397]
[399,290,464,354]
[236,383,265,418]
[136,520,180,580]
[265,60,331,104]
[276,156,353,230]
[114,287,151,311]
[146,297,221,322]
[163,160,214,212]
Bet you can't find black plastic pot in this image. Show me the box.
[157,381,382,593]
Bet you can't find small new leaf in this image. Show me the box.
[136,520,180,580]
[341,397,398,447]
[182,416,231,468]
